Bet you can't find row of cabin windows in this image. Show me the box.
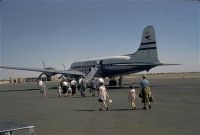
[71,64,113,69]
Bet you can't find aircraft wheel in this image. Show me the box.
[109,80,117,86]
[47,77,52,81]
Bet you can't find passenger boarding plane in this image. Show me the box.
[0,26,178,85]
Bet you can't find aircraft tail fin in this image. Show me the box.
[131,26,160,64]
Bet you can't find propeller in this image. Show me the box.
[37,60,55,81]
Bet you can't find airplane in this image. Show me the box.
[0,26,178,86]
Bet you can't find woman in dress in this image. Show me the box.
[98,82,110,111]
[128,85,136,110]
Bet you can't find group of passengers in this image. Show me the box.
[128,75,153,110]
[56,76,104,98]
[59,78,77,97]
[38,75,153,111]
[96,75,153,111]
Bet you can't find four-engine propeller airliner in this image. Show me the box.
[0,26,178,85]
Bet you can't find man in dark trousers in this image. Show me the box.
[90,77,98,97]
[80,76,87,97]
[140,75,151,110]
[71,78,77,96]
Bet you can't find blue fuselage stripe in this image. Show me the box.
[140,42,156,45]
[138,47,157,51]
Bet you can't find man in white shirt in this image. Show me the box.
[98,77,104,84]
[38,80,48,98]
[62,81,68,95]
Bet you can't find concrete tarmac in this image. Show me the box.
[0,78,199,135]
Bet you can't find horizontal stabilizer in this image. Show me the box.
[156,63,181,66]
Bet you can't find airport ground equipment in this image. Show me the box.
[0,124,34,135]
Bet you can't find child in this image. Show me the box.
[57,85,62,98]
[128,85,136,110]
[66,83,72,97]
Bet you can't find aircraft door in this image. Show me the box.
[96,60,103,76]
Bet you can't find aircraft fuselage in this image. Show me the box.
[70,55,155,77]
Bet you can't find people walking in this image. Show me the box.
[62,80,68,95]
[80,76,87,97]
[38,80,48,98]
[57,84,62,98]
[71,78,77,96]
[66,83,72,97]
[140,75,151,109]
[98,77,104,84]
[98,82,110,111]
[128,85,136,110]
[90,78,97,97]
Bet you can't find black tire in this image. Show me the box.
[109,80,117,86]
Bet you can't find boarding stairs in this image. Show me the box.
[0,123,34,135]
[85,67,98,81]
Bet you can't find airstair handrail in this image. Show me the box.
[0,125,35,135]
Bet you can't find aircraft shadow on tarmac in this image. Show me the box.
[75,108,144,112]
[106,84,167,90]
[0,88,40,93]
[0,84,167,93]
[46,95,97,99]
[70,96,96,98]
[0,86,57,93]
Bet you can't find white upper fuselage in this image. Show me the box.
[70,55,151,77]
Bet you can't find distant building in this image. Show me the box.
[25,78,37,82]
[8,76,60,84]
[9,77,25,83]
[0,79,10,84]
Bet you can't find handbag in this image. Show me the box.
[139,93,142,98]
[149,96,153,102]
[109,99,112,103]
[148,87,153,102]
[98,97,103,102]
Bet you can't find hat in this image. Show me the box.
[99,82,104,86]
[142,75,146,79]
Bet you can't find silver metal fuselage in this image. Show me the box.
[70,55,155,77]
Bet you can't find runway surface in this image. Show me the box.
[0,78,199,135]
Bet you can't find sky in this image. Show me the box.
[0,0,199,79]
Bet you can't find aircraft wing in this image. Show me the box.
[0,66,84,76]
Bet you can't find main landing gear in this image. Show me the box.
[108,76,123,88]
[109,79,117,86]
